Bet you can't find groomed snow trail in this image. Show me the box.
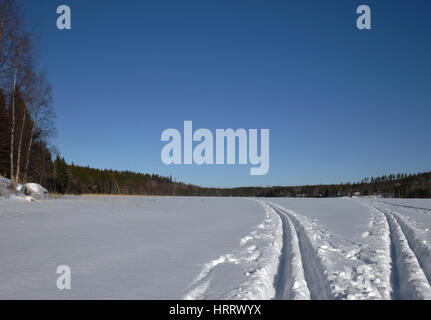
[266,202,326,299]
[369,203,431,299]
[266,204,310,300]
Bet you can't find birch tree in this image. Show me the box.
[23,71,54,183]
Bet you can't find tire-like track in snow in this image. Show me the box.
[376,201,431,215]
[371,204,431,300]
[266,202,333,300]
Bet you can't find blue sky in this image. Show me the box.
[22,0,431,187]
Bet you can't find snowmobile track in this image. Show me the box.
[372,204,431,300]
[266,202,334,300]
[377,201,431,215]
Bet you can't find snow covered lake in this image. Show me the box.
[0,196,430,300]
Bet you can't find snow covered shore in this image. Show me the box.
[0,175,48,201]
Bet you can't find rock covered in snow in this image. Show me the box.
[0,175,12,198]
[24,183,48,199]
[0,175,48,200]
[15,183,27,194]
[0,175,10,186]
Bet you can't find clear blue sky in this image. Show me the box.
[22,0,431,187]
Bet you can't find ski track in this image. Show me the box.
[183,200,283,300]
[269,200,402,300]
[376,201,431,215]
[368,202,431,299]
[182,198,431,300]
[267,202,329,300]
[268,204,310,300]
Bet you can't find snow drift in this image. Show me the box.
[0,175,48,200]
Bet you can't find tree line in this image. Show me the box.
[224,172,431,198]
[54,159,431,198]
[0,0,56,188]
[53,159,205,196]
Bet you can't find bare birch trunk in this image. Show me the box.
[15,102,26,182]
[23,103,39,183]
[10,64,17,182]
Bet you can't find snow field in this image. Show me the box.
[1,193,431,300]
[0,196,265,299]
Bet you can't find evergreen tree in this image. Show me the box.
[54,155,69,193]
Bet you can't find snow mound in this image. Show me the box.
[0,175,12,198]
[0,175,48,200]
[24,183,48,199]
[15,183,26,193]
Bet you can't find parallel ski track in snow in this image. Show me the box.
[266,202,333,300]
[370,203,431,299]
[376,201,431,215]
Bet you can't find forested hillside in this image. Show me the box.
[57,161,431,198]
[224,172,431,198]
[0,0,56,189]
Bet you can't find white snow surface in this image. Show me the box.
[268,197,431,300]
[1,194,431,300]
[24,183,48,198]
[0,196,274,299]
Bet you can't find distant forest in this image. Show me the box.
[53,161,431,198]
